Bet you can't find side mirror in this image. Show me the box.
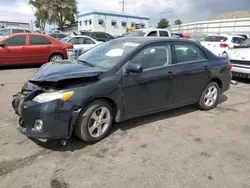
[0,42,5,47]
[126,63,143,74]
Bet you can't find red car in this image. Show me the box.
[0,33,73,65]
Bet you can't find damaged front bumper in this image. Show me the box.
[12,90,81,140]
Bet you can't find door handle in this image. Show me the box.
[204,66,210,71]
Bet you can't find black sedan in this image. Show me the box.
[12,37,232,144]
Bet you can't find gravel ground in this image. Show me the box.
[0,67,250,188]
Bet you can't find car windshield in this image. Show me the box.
[126,30,146,37]
[60,36,72,43]
[77,39,141,70]
[0,29,11,36]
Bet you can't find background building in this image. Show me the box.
[170,11,250,36]
[78,11,150,36]
[0,21,30,29]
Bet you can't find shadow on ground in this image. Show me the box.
[232,77,250,84]
[32,94,228,151]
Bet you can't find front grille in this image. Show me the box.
[230,60,250,66]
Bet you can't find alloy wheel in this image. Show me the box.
[51,55,62,61]
[88,107,111,138]
[204,85,218,107]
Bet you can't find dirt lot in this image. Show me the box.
[0,67,250,188]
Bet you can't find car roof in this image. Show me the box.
[5,33,53,38]
[137,28,170,31]
[112,37,196,45]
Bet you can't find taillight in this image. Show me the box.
[228,62,232,70]
[220,43,228,48]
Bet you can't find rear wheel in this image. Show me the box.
[75,100,113,144]
[197,82,219,110]
[49,54,63,62]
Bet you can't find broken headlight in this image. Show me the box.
[32,91,74,103]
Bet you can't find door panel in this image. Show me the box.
[121,42,175,118]
[26,35,52,63]
[0,35,27,65]
[173,60,210,105]
[172,41,211,105]
[122,66,176,118]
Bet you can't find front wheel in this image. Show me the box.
[75,100,113,144]
[197,82,220,110]
[49,54,63,62]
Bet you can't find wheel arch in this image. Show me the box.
[210,77,223,92]
[83,97,120,122]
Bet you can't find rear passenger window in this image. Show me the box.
[12,29,25,34]
[174,42,207,63]
[147,31,157,36]
[159,31,169,37]
[5,36,26,46]
[29,36,51,45]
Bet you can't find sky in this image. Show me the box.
[0,0,249,30]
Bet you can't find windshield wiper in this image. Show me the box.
[77,59,95,67]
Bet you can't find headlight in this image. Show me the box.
[32,91,74,103]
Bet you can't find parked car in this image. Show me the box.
[231,33,249,40]
[200,34,246,56]
[0,28,31,40]
[227,38,250,79]
[60,35,102,51]
[47,29,62,34]
[171,33,191,39]
[190,36,205,43]
[126,29,171,37]
[81,31,115,42]
[0,33,73,66]
[49,33,68,40]
[12,37,231,144]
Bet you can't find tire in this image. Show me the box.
[197,82,220,110]
[49,54,63,62]
[75,100,113,144]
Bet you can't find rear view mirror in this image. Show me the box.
[126,63,143,74]
[0,42,5,48]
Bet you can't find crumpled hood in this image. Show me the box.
[29,60,103,82]
[228,48,250,60]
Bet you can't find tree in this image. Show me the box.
[157,18,169,28]
[48,0,78,30]
[29,0,78,31]
[29,0,49,31]
[174,19,182,25]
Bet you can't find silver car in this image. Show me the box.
[0,28,31,41]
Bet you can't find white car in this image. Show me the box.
[227,38,250,79]
[200,34,245,57]
[126,29,171,38]
[60,35,102,51]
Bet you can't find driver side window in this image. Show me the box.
[130,43,172,70]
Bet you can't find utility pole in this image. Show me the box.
[120,0,126,13]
